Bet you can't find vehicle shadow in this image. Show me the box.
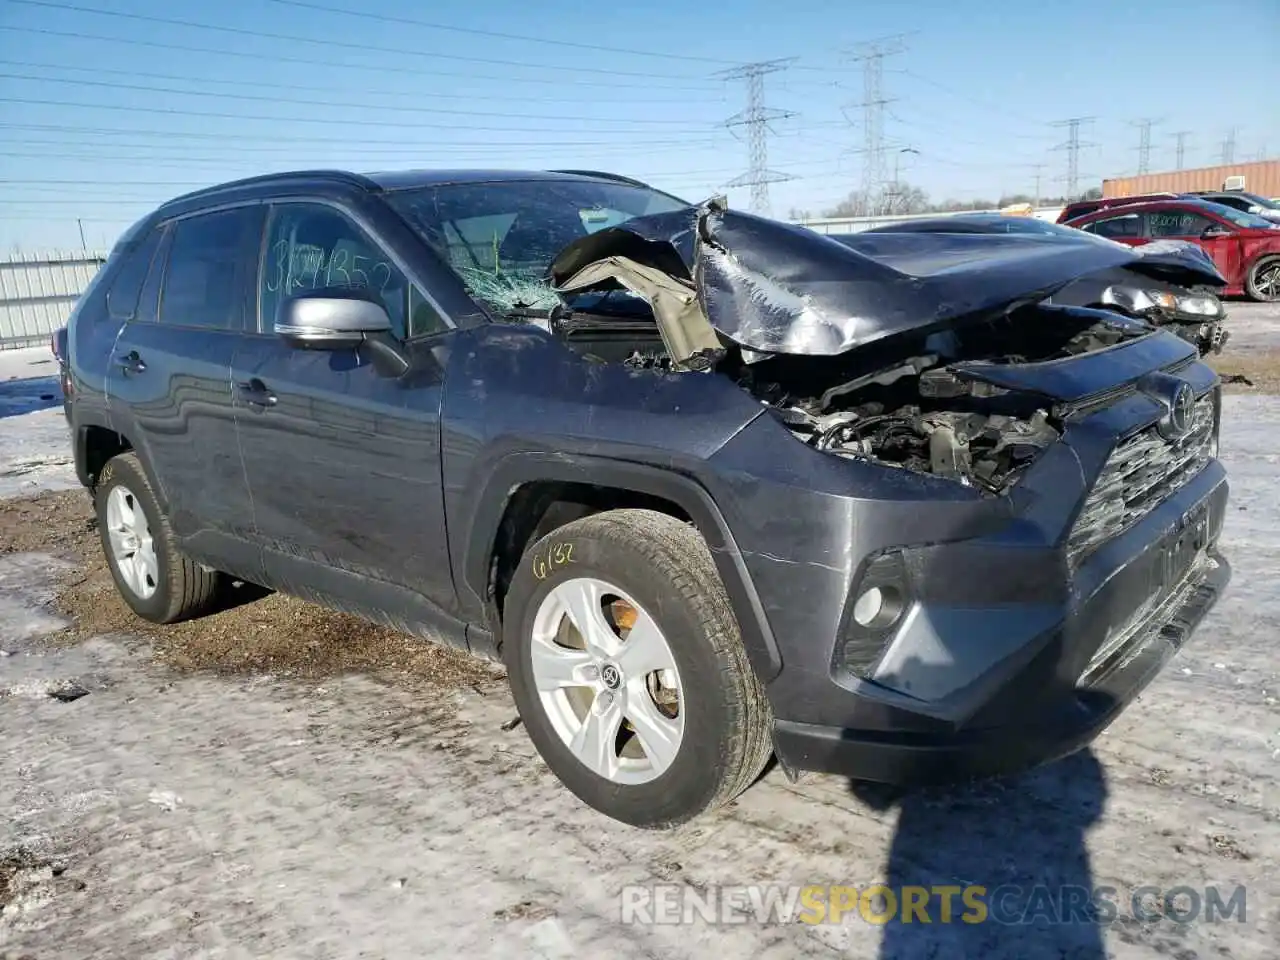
[208,577,274,614]
[0,374,62,419]
[849,748,1109,959]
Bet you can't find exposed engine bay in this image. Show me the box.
[548,300,1144,495]
[525,198,1224,494]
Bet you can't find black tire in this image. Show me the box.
[95,452,220,624]
[1246,256,1280,302]
[503,508,773,828]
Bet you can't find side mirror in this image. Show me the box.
[1201,225,1232,239]
[275,289,391,349]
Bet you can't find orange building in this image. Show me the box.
[1103,159,1280,199]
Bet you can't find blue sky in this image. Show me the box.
[0,0,1277,250]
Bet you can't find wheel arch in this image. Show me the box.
[73,421,170,517]
[463,453,783,683]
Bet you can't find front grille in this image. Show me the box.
[1067,391,1217,564]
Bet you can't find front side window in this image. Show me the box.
[159,207,262,330]
[386,179,688,315]
[260,203,445,339]
[1147,210,1216,238]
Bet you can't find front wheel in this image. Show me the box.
[503,509,774,828]
[1246,256,1280,302]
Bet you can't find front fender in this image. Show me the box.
[459,451,783,683]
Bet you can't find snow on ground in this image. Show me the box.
[2,337,1279,958]
[0,347,78,499]
[1221,301,1280,354]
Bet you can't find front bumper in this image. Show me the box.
[771,466,1231,784]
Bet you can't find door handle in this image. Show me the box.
[236,379,278,408]
[114,350,146,374]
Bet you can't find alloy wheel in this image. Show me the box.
[105,484,159,600]
[529,577,685,785]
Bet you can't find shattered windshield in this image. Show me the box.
[386,179,688,314]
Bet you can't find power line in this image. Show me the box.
[0,121,729,150]
[264,0,738,65]
[895,68,1045,128]
[0,96,723,136]
[0,58,711,107]
[1026,163,1047,208]
[845,34,910,216]
[0,71,718,126]
[1051,116,1096,200]
[1130,117,1162,175]
[716,59,798,215]
[0,24,712,91]
[887,109,1052,163]
[1171,130,1192,170]
[4,1,720,84]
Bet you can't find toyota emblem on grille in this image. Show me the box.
[1139,373,1196,441]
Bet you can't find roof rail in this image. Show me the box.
[549,169,653,189]
[160,169,380,208]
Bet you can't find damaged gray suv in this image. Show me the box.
[57,169,1231,828]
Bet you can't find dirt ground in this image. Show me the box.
[0,489,497,688]
[1209,349,1280,394]
[3,311,1280,958]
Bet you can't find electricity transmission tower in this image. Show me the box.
[716,58,797,216]
[1131,117,1162,174]
[1051,117,1096,200]
[1220,128,1237,165]
[844,34,910,216]
[1026,163,1046,208]
[1171,130,1192,170]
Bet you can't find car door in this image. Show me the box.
[232,200,457,620]
[1146,206,1244,283]
[105,204,266,583]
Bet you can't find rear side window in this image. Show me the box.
[159,206,263,331]
[106,228,162,321]
[1083,213,1141,238]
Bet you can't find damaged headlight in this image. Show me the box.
[1175,293,1224,316]
[1101,284,1224,319]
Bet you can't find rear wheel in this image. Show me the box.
[1246,256,1280,302]
[503,509,773,828]
[96,452,221,623]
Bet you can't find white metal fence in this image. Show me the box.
[0,250,108,350]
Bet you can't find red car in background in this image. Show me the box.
[1055,193,1178,224]
[1065,198,1280,301]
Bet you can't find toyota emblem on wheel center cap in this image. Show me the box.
[600,663,622,689]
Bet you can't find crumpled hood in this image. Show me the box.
[549,200,1226,365]
[1121,239,1227,286]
